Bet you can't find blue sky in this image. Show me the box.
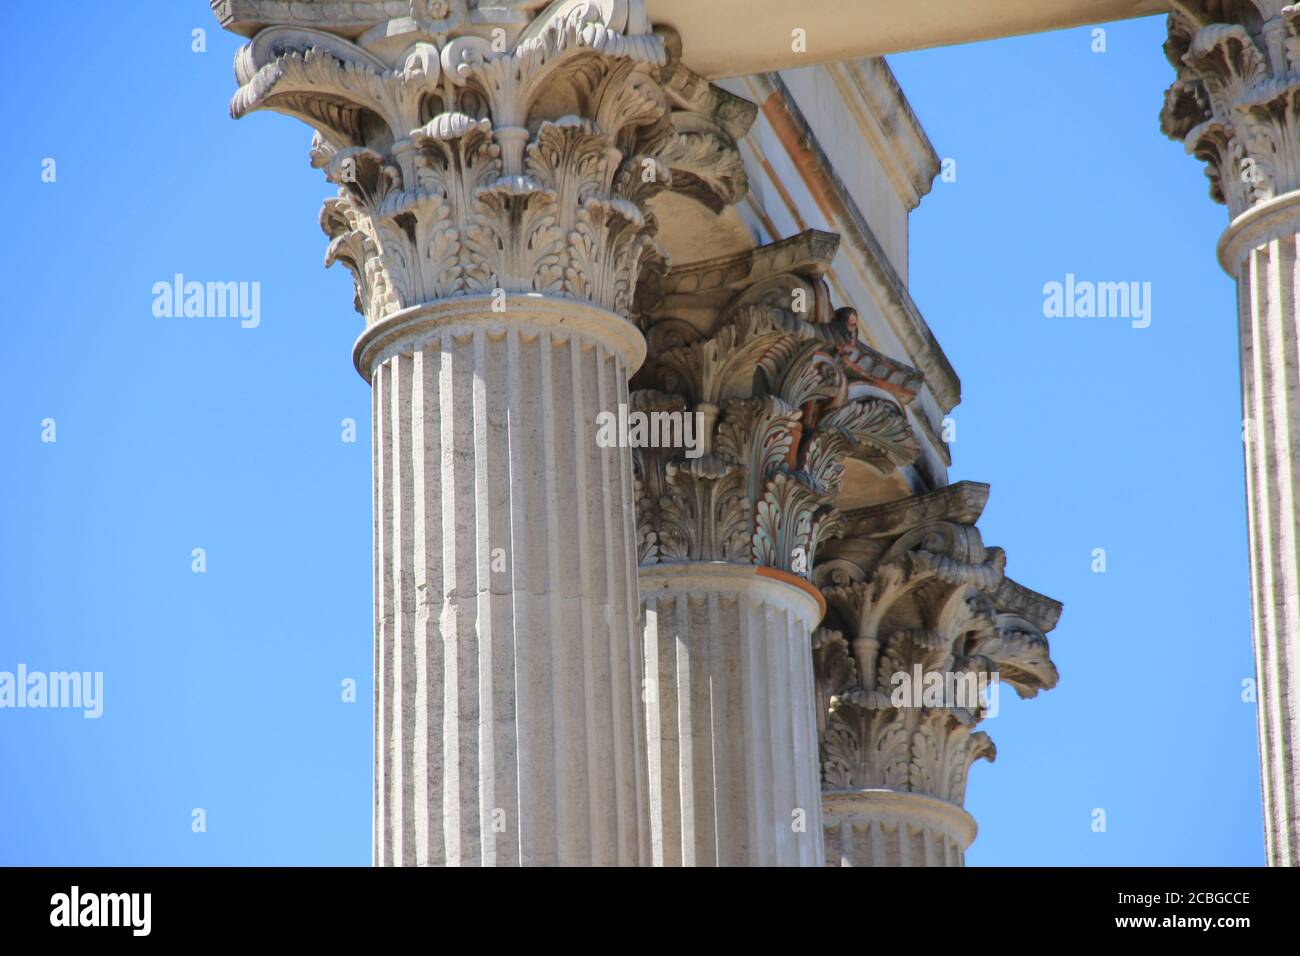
[0,7,1262,865]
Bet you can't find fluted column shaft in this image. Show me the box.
[1226,197,1300,865]
[363,298,647,866]
[640,563,825,866]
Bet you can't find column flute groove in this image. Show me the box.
[369,323,647,864]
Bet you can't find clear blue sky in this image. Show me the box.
[0,7,1262,865]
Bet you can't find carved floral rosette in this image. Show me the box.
[811,482,1061,804]
[632,234,922,579]
[1161,1,1300,218]
[223,0,750,323]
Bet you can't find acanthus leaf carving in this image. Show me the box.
[221,0,750,324]
[634,235,922,578]
[1161,2,1300,217]
[812,481,1061,805]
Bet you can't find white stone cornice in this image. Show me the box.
[213,0,1170,77]
[213,2,648,50]
[741,73,962,418]
[823,59,940,212]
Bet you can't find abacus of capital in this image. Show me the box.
[209,0,1300,865]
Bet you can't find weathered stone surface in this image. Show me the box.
[812,482,1061,865]
[641,563,825,866]
[199,0,1124,869]
[632,232,924,865]
[214,0,751,865]
[366,299,645,865]
[633,232,921,576]
[1163,0,1300,866]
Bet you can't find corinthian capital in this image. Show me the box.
[213,0,751,324]
[1161,1,1300,218]
[811,482,1061,805]
[632,231,921,578]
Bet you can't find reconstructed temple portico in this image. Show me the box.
[209,0,1300,865]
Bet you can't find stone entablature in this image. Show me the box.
[725,70,958,491]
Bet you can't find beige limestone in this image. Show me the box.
[641,563,825,866]
[1162,0,1300,866]
[210,0,1076,868]
[365,298,645,865]
[212,1,1165,79]
[632,232,930,865]
[813,483,1061,865]
[214,0,751,865]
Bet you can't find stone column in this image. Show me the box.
[214,0,745,866]
[361,300,644,866]
[812,483,1061,866]
[1162,1,1300,865]
[633,232,922,865]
